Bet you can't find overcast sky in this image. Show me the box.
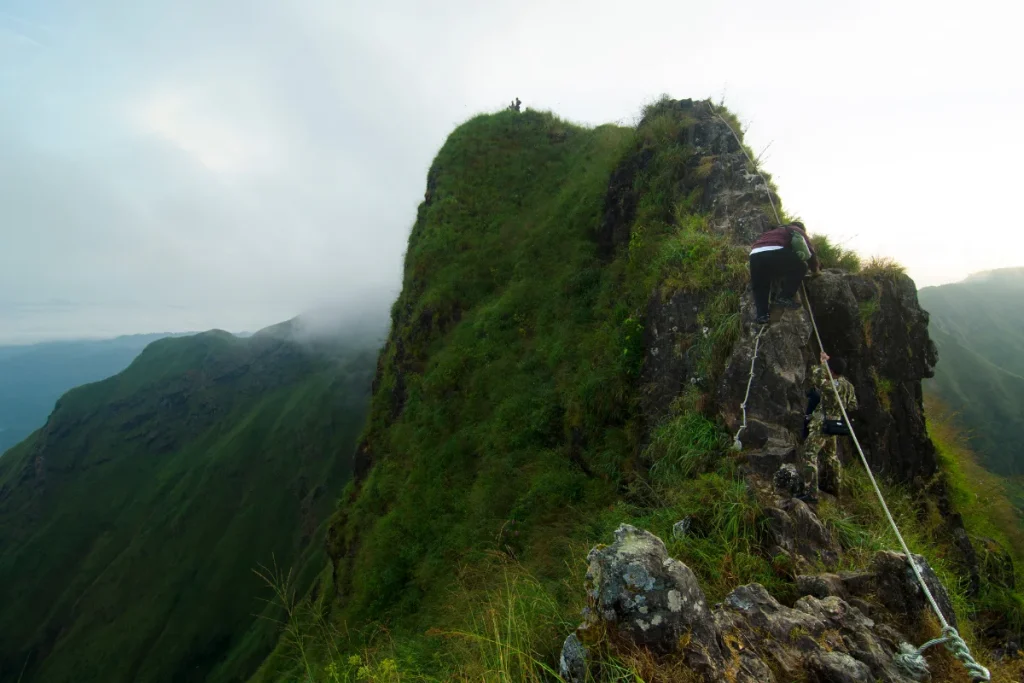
[1,0,1021,344]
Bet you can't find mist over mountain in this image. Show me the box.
[920,267,1024,476]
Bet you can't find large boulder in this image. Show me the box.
[713,270,938,484]
[578,524,724,677]
[568,526,940,683]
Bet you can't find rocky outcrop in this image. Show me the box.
[564,525,956,682]
[597,99,776,263]
[718,303,814,448]
[804,271,938,482]
[714,584,918,683]
[796,550,958,630]
[715,269,937,485]
[577,525,723,677]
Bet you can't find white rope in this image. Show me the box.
[711,101,991,682]
[802,287,990,682]
[732,323,767,451]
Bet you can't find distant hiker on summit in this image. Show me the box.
[748,222,819,324]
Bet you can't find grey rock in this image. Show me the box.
[871,551,958,629]
[713,583,919,682]
[798,552,957,630]
[744,438,797,479]
[765,498,839,568]
[797,572,848,600]
[773,463,803,496]
[558,633,587,683]
[806,650,875,682]
[583,524,724,677]
[718,299,815,445]
[803,271,938,483]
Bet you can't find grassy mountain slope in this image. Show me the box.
[920,268,1024,476]
[0,327,378,683]
[0,334,177,455]
[256,103,1024,681]
[256,103,787,679]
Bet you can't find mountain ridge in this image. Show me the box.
[0,320,381,683]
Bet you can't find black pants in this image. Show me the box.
[750,249,806,318]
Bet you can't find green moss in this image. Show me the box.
[872,369,894,411]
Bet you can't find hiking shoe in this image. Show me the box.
[755,314,770,325]
[775,297,800,310]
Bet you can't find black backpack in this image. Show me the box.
[803,388,851,438]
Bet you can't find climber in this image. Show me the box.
[748,221,819,324]
[802,351,858,500]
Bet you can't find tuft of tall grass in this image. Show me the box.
[862,255,907,277]
[810,234,862,273]
[646,413,727,483]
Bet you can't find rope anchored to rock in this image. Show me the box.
[803,288,990,682]
[712,102,991,682]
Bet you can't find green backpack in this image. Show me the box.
[789,227,812,262]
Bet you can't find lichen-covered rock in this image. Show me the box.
[806,650,875,682]
[713,583,919,683]
[558,633,588,683]
[773,463,803,497]
[581,524,724,676]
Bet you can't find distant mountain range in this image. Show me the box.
[920,267,1024,476]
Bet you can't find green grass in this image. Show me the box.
[0,332,376,683]
[294,102,781,679]
[810,234,862,272]
[861,255,907,278]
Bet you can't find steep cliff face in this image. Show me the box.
[557,101,990,682]
[297,99,1021,682]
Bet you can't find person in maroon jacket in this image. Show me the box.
[748,221,819,324]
